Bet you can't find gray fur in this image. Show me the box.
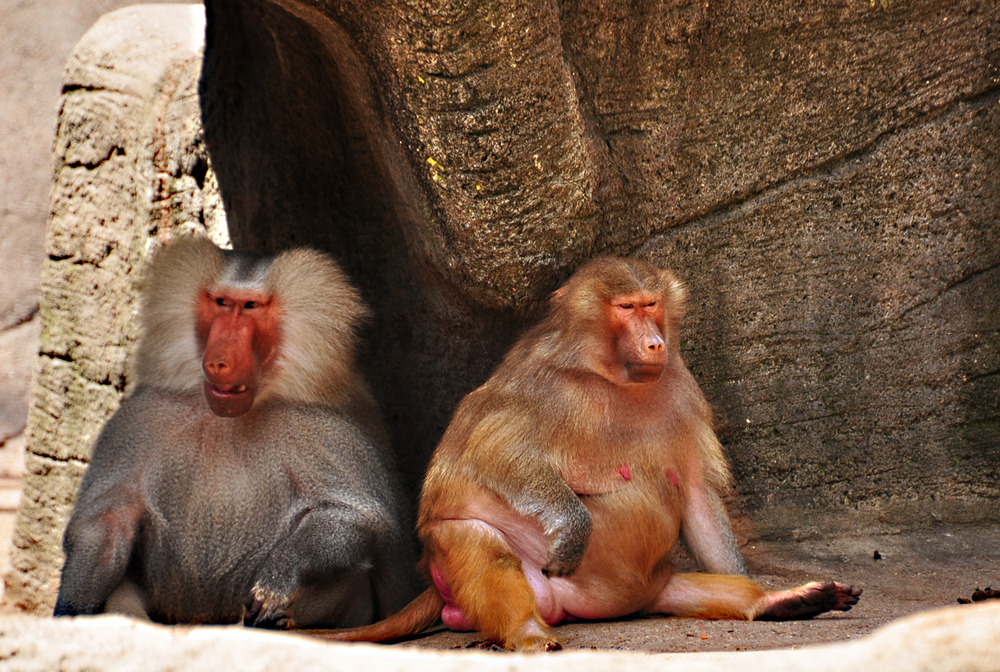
[54,237,417,627]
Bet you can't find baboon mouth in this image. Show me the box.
[206,383,250,396]
[203,382,256,417]
[626,364,664,383]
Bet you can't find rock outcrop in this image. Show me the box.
[4,0,998,615]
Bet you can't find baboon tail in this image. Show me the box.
[301,587,445,643]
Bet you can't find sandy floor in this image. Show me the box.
[388,524,1000,653]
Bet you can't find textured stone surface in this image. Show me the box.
[2,4,226,615]
[199,0,999,520]
[641,93,1000,535]
[0,600,998,672]
[6,0,1000,622]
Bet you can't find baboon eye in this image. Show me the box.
[619,303,634,310]
[645,301,657,308]
[244,301,258,310]
[215,297,228,307]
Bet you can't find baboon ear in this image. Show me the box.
[660,269,687,320]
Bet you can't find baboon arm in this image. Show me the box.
[443,414,593,577]
[245,501,393,626]
[680,483,748,576]
[54,492,144,616]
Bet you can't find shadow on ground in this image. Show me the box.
[400,525,999,652]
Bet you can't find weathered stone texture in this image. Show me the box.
[2,601,1000,672]
[198,0,998,525]
[2,5,225,614]
[642,93,1000,534]
[6,0,999,614]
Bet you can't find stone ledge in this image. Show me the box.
[1,601,997,672]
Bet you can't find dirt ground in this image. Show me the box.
[386,525,1000,653]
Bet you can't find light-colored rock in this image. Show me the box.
[0,601,998,672]
[2,4,226,615]
[0,319,40,443]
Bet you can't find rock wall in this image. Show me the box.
[200,0,1000,526]
[2,5,225,614]
[4,0,999,614]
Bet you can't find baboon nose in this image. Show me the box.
[205,360,229,374]
[645,337,664,352]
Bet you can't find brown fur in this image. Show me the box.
[309,256,860,650]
